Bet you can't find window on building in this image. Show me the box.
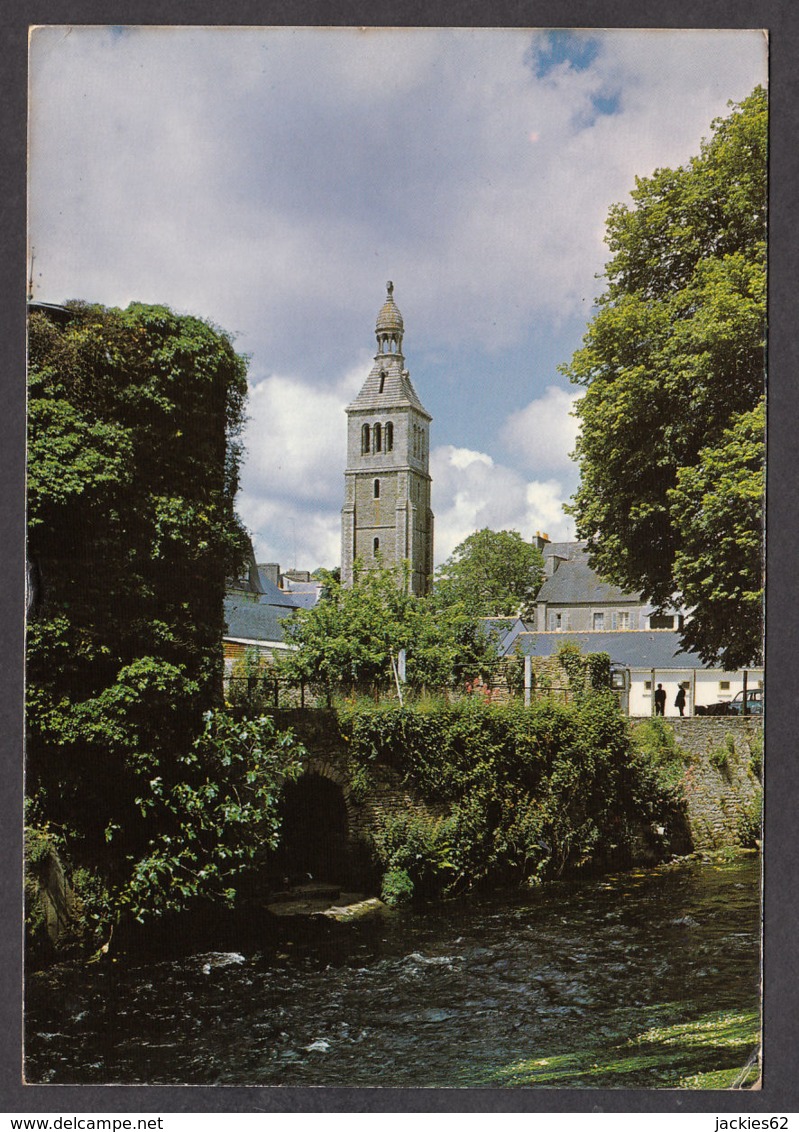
[720,680,730,690]
[373,537,380,556]
[374,422,382,452]
[373,479,380,499]
[361,424,370,454]
[650,614,675,629]
[385,421,393,451]
[644,680,652,691]
[616,611,630,630]
[593,612,605,631]
[378,371,386,394]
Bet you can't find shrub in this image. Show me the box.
[370,812,456,898]
[749,734,763,779]
[345,691,683,892]
[381,867,414,906]
[737,789,762,847]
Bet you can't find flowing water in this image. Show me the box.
[25,856,761,1088]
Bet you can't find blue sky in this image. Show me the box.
[28,26,767,571]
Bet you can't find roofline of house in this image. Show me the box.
[224,636,295,650]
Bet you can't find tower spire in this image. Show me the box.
[375,280,404,356]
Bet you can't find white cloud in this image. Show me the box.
[235,358,366,568]
[501,386,581,473]
[28,27,767,369]
[27,27,765,577]
[430,444,575,564]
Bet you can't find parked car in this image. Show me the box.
[697,688,764,716]
[727,688,764,715]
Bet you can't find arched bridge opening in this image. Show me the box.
[274,772,351,888]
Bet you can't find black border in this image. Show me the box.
[4,1,797,1115]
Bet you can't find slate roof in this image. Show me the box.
[537,543,643,605]
[223,595,296,644]
[249,571,296,608]
[479,617,528,653]
[281,590,319,610]
[347,355,430,417]
[504,629,702,669]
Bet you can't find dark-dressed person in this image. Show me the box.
[654,683,666,716]
[675,683,687,717]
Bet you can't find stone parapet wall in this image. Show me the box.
[631,716,763,850]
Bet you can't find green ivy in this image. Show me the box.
[342,693,687,892]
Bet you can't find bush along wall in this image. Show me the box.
[337,692,691,903]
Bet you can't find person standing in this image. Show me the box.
[675,683,687,717]
[654,683,666,716]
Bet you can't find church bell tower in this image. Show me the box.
[341,282,434,595]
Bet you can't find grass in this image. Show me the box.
[483,1009,760,1089]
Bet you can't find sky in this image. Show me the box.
[28,26,768,572]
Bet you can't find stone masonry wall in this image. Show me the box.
[631,716,764,850]
[277,709,763,865]
[271,709,442,852]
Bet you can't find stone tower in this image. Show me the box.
[341,282,434,595]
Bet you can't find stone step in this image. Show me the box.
[267,882,341,904]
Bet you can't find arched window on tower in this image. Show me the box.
[374,422,382,452]
[385,421,393,451]
[373,537,380,557]
[361,424,370,455]
[373,479,380,499]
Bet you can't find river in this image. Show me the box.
[24,855,761,1089]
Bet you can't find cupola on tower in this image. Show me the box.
[341,282,434,595]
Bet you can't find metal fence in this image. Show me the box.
[225,674,579,710]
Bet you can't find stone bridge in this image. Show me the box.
[270,709,764,887]
[269,709,437,888]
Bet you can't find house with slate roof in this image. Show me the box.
[499,627,761,718]
[533,537,682,634]
[489,536,764,717]
[222,545,321,677]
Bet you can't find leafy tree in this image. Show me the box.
[668,399,765,668]
[563,87,766,666]
[277,560,497,695]
[118,710,305,922]
[27,301,251,876]
[433,528,545,619]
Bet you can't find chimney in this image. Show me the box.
[533,530,551,553]
[258,563,281,587]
